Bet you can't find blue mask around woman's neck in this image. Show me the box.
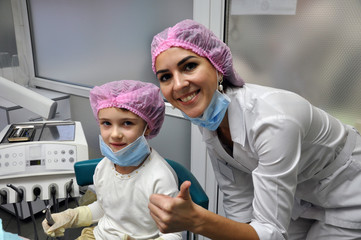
[182,90,230,131]
[99,127,150,167]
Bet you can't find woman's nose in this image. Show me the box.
[173,73,189,91]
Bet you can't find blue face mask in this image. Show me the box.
[182,90,230,131]
[99,128,150,167]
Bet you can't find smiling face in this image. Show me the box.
[98,107,148,152]
[155,47,218,118]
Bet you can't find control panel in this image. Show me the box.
[0,143,77,177]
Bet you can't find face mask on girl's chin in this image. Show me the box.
[99,126,151,167]
[181,90,230,131]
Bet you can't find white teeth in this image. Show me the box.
[180,92,196,102]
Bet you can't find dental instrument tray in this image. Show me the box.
[6,125,36,142]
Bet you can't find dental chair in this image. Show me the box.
[74,158,209,240]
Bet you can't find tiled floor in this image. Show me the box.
[0,197,82,240]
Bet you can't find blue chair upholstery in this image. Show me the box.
[74,158,209,209]
[74,158,102,187]
[164,159,209,210]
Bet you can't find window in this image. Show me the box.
[26,0,193,94]
[227,0,361,129]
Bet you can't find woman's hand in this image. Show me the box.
[148,181,199,233]
[149,181,259,239]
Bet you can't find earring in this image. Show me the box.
[218,75,224,92]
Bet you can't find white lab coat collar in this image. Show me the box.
[227,88,247,147]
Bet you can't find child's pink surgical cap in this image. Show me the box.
[151,19,244,87]
[89,80,165,139]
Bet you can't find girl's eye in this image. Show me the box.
[159,73,171,83]
[184,62,198,71]
[101,121,111,126]
[123,121,133,126]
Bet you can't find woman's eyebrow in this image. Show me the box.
[156,55,197,76]
[177,56,196,67]
[156,69,168,76]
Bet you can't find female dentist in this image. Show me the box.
[148,19,361,240]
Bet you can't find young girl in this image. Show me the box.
[43,80,182,240]
[148,19,361,240]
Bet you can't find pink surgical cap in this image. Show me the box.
[151,19,244,87]
[89,80,165,139]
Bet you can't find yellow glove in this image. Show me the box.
[123,235,136,240]
[42,206,92,237]
[77,226,96,240]
[122,235,163,240]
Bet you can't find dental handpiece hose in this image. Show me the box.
[44,205,55,226]
[65,179,74,209]
[0,190,7,204]
[6,183,23,201]
[6,184,23,235]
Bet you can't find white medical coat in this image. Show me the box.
[200,84,361,240]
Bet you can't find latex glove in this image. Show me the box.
[77,226,96,240]
[122,236,163,240]
[123,235,136,240]
[42,206,92,237]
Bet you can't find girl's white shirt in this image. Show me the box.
[88,149,182,240]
